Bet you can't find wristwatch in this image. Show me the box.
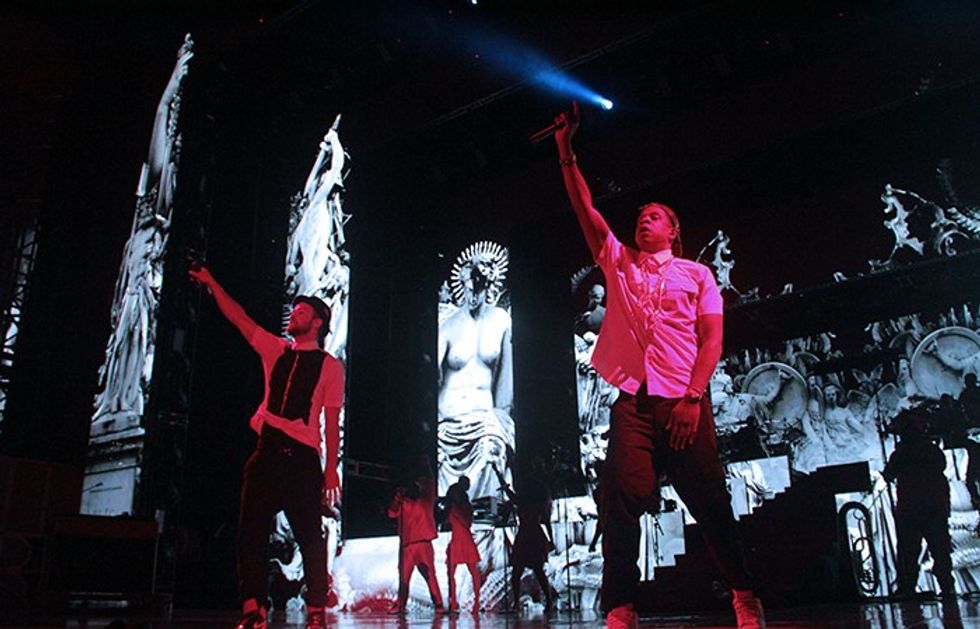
[683,387,704,403]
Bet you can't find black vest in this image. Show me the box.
[265,347,326,424]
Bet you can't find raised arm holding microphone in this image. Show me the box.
[189,264,343,629]
[552,103,765,629]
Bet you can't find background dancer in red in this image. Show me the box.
[388,458,444,613]
[444,475,482,613]
[189,265,343,629]
[552,103,765,629]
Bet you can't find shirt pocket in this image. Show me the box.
[661,279,698,314]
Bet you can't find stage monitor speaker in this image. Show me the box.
[0,456,82,537]
[40,515,159,600]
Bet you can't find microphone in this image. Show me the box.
[528,119,566,144]
[530,102,579,143]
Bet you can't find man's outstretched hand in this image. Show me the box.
[554,101,581,147]
[188,264,215,289]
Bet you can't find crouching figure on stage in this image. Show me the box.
[190,265,343,629]
[552,103,765,629]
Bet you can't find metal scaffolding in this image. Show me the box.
[0,220,40,430]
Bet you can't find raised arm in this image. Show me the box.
[146,38,193,185]
[491,462,517,502]
[188,265,259,340]
[554,102,612,259]
[929,341,974,372]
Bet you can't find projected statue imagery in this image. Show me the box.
[83,35,193,516]
[437,241,514,501]
[78,41,980,608]
[285,115,351,361]
[92,34,193,433]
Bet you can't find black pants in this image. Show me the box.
[600,389,751,611]
[895,508,954,596]
[238,426,328,608]
[966,442,980,510]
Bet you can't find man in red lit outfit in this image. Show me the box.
[388,459,444,613]
[190,265,343,629]
[552,103,765,629]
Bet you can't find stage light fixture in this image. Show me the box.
[598,98,614,110]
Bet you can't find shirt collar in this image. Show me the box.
[290,340,321,351]
[638,248,673,270]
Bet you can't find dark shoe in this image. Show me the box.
[234,610,266,629]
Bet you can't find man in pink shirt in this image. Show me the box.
[553,104,765,629]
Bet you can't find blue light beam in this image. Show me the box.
[469,29,613,110]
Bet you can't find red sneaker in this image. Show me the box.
[306,606,326,629]
[732,589,766,629]
[605,603,638,629]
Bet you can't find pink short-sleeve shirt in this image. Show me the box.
[592,232,723,398]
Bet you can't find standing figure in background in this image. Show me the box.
[960,373,980,423]
[438,242,514,499]
[388,458,444,614]
[958,374,980,512]
[444,476,482,613]
[189,265,342,629]
[576,284,607,336]
[883,410,955,600]
[493,462,554,612]
[553,102,764,629]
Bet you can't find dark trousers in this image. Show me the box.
[895,509,954,595]
[600,389,751,611]
[238,426,328,608]
[966,442,980,510]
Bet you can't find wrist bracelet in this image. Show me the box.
[559,154,577,168]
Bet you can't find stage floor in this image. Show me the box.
[7,599,980,629]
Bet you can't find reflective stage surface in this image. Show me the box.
[11,598,980,629]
